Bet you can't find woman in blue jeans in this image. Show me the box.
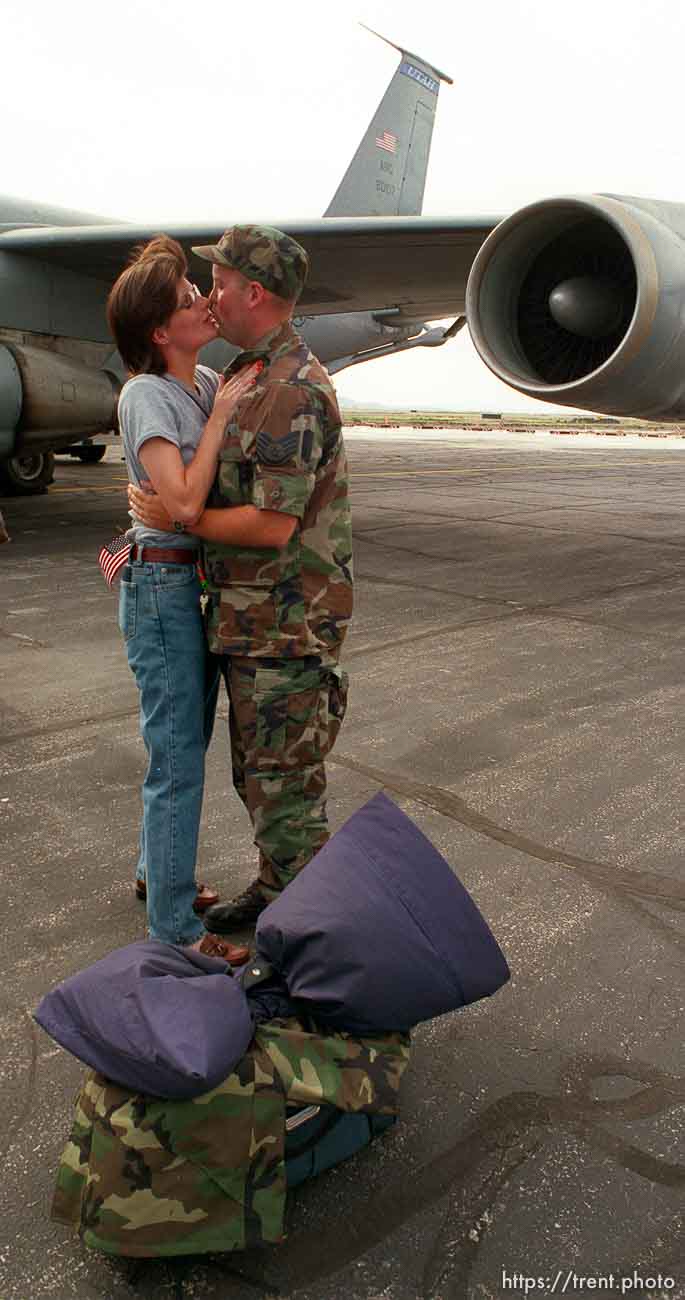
[107,237,258,959]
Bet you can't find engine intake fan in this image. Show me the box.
[466,194,685,421]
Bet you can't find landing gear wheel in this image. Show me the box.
[76,444,106,463]
[0,451,55,495]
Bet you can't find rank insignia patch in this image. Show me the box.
[256,430,300,465]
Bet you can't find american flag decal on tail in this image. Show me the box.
[98,534,131,587]
[375,130,398,154]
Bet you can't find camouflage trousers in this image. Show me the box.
[215,655,349,895]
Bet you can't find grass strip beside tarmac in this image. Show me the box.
[341,409,684,436]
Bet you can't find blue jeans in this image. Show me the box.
[119,561,219,944]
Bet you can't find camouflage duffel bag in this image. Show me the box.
[52,1018,410,1257]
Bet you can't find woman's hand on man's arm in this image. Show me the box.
[128,484,176,533]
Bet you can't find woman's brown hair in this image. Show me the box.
[106,235,187,376]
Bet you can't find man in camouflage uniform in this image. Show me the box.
[130,226,352,929]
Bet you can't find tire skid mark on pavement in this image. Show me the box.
[330,752,685,914]
[249,1054,685,1298]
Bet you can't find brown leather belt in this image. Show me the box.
[133,546,199,565]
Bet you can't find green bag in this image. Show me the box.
[52,1018,410,1257]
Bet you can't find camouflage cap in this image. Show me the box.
[192,225,309,301]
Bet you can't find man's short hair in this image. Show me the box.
[107,236,187,375]
[192,225,308,302]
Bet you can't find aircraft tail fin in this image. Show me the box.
[324,25,452,218]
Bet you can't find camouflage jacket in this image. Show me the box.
[52,1017,410,1258]
[203,321,353,661]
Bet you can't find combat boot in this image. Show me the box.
[203,881,270,933]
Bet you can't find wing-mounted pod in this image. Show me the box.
[0,343,119,456]
[0,346,22,458]
[466,194,685,421]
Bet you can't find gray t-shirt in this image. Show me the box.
[119,365,220,549]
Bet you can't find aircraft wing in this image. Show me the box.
[0,215,501,319]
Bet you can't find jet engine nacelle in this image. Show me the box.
[0,342,119,457]
[466,194,685,421]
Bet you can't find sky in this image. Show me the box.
[3,0,684,412]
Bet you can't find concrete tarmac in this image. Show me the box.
[1,428,683,1300]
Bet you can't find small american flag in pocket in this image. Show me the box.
[98,534,131,587]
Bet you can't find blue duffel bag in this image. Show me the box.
[284,1104,396,1188]
[35,793,509,1103]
